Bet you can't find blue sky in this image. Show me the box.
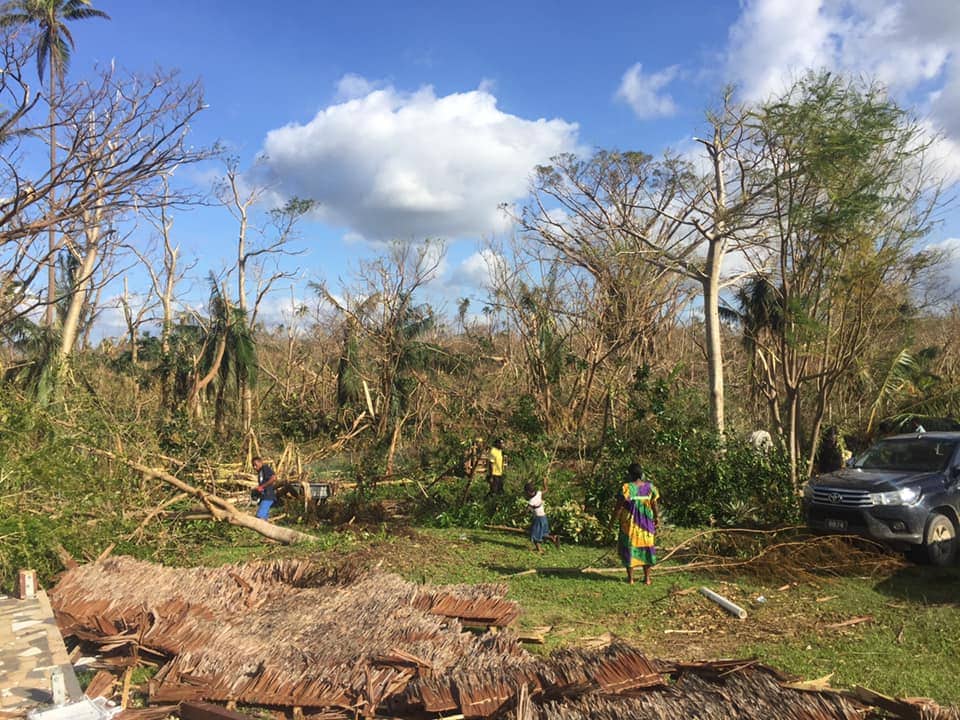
[56,0,960,330]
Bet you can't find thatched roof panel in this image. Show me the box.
[50,557,960,720]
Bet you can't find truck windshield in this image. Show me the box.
[854,438,957,472]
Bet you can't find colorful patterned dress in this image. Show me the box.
[618,480,659,568]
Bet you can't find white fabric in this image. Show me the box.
[527,490,546,517]
[749,429,773,452]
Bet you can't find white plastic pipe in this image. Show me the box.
[699,587,748,619]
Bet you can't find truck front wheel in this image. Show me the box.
[921,513,957,567]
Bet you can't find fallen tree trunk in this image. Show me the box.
[88,448,318,545]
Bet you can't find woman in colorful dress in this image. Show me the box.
[616,462,660,585]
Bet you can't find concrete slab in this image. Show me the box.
[0,590,83,717]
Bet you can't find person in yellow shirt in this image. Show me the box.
[487,438,504,495]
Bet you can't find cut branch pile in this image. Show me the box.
[582,529,904,582]
[654,528,904,581]
[51,557,957,720]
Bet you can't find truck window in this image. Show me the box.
[854,439,957,473]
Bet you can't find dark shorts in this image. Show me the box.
[530,516,550,543]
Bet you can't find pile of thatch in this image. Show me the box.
[53,557,525,712]
[51,557,958,720]
[522,668,860,720]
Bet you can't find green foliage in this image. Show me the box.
[335,325,362,413]
[3,319,61,404]
[585,365,798,529]
[549,500,607,544]
[433,497,527,531]
[0,0,110,84]
[508,394,545,438]
[271,394,334,443]
[156,411,218,459]
[419,430,483,476]
[0,391,249,592]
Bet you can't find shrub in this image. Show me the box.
[550,500,609,544]
[584,365,799,529]
[508,394,545,438]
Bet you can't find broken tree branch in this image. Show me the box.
[84,447,318,545]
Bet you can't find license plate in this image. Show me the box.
[825,519,847,530]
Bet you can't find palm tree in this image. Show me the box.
[184,277,258,434]
[0,0,109,326]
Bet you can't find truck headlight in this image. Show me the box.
[870,487,921,506]
[803,483,814,499]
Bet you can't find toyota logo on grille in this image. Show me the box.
[828,492,843,504]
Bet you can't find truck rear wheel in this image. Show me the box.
[921,513,957,567]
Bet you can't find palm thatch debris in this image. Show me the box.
[50,557,958,720]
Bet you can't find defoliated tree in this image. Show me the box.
[215,159,312,433]
[316,240,446,473]
[0,0,109,326]
[517,94,770,437]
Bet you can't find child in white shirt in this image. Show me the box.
[524,481,560,553]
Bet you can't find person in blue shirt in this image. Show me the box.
[252,457,278,520]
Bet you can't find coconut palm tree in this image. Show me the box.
[0,0,109,326]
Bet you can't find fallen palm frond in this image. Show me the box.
[539,529,902,584]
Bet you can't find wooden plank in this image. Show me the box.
[84,669,116,699]
[516,626,552,644]
[178,701,257,720]
[823,615,873,630]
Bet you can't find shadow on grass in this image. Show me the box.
[484,563,625,582]
[873,564,960,605]
[468,533,529,551]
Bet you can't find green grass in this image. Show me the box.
[358,527,960,705]
[183,526,358,566]
[17,504,958,707]
[740,566,960,701]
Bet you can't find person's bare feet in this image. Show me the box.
[644,576,652,585]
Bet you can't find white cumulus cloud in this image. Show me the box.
[924,236,960,299]
[258,78,579,241]
[616,63,680,119]
[447,249,505,291]
[335,73,380,101]
[725,0,838,102]
[724,0,960,183]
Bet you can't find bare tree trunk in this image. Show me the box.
[188,333,227,418]
[385,415,404,476]
[704,125,728,438]
[702,266,725,438]
[58,225,100,364]
[160,225,179,409]
[121,276,139,365]
[45,66,57,326]
[80,277,106,351]
[785,387,800,489]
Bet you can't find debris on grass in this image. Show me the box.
[823,616,874,630]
